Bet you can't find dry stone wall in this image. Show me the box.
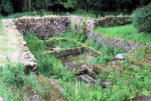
[14,16,70,39]
[14,16,130,39]
[94,16,131,27]
[13,16,139,51]
[70,16,141,51]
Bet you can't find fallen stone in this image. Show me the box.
[115,53,127,60]
[78,74,95,84]
[132,96,151,101]
[52,46,61,51]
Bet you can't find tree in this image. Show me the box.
[132,3,151,33]
[64,0,94,12]
[1,0,14,15]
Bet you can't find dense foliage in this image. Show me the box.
[132,3,151,33]
[0,0,150,15]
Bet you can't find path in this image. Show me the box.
[0,19,23,66]
[0,19,37,72]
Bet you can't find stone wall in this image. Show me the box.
[14,16,138,51]
[94,16,131,27]
[14,16,70,39]
[14,16,130,39]
[70,16,95,38]
[47,47,85,58]
[70,16,141,51]
[70,16,131,38]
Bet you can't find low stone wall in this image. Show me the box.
[70,16,141,50]
[94,16,131,27]
[14,16,70,39]
[14,16,138,51]
[14,16,130,39]
[91,34,142,51]
[47,47,85,58]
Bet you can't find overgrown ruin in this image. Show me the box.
[2,16,135,79]
[1,15,151,101]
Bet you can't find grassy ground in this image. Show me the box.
[1,12,151,101]
[95,24,151,44]
[24,32,151,101]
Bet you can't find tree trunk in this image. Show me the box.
[28,0,31,11]
[84,0,89,12]
[23,0,27,11]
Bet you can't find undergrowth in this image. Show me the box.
[24,33,75,81]
[0,63,44,101]
[2,12,151,101]
[24,31,151,101]
[94,45,125,64]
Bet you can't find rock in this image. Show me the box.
[78,75,95,84]
[132,96,151,101]
[115,53,127,60]
[112,61,117,65]
[53,46,61,51]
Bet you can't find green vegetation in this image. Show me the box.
[0,63,43,101]
[94,45,124,64]
[132,3,151,33]
[95,24,151,44]
[1,3,151,100]
[23,30,151,101]
[0,0,150,16]
[24,33,75,81]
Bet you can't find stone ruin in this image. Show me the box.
[2,15,132,73]
[14,16,131,39]
[13,16,140,51]
[1,15,148,101]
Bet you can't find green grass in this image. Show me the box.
[24,32,151,101]
[24,33,75,81]
[0,63,44,101]
[61,63,151,101]
[3,11,151,101]
[95,24,151,44]
[0,19,3,30]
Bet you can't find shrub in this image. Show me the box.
[132,3,151,33]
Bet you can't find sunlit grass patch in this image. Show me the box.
[95,24,151,44]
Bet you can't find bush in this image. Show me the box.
[132,3,151,33]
